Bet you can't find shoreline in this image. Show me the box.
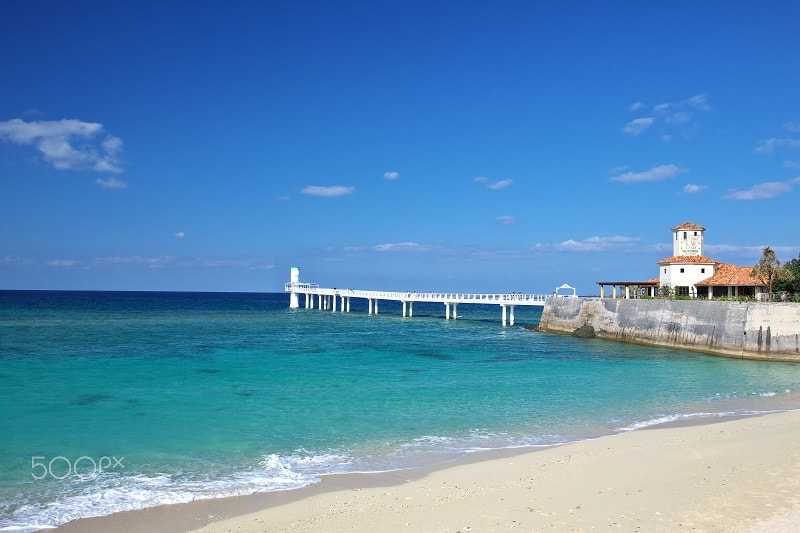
[54,409,800,532]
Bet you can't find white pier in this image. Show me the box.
[284,268,573,327]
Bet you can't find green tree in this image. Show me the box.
[751,247,794,301]
[658,284,674,299]
[775,253,800,294]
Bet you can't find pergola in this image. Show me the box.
[554,283,577,297]
[596,279,660,299]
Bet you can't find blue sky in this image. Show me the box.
[1,1,799,294]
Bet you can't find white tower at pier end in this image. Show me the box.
[289,267,300,308]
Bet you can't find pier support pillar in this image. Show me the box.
[402,301,407,317]
[445,303,450,320]
[332,295,337,312]
[374,299,379,314]
[509,305,515,326]
[409,301,413,317]
[452,303,458,320]
[346,297,350,312]
[501,305,507,327]
[368,299,373,315]
[290,292,299,309]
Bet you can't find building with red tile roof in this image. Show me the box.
[598,222,767,299]
[694,263,766,295]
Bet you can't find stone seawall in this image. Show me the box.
[539,298,800,361]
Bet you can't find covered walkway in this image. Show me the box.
[597,279,660,299]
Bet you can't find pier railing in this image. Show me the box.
[284,284,547,305]
[284,281,556,326]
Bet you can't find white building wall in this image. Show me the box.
[660,263,714,295]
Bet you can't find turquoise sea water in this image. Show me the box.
[2,290,800,531]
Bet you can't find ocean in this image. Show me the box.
[1,290,799,531]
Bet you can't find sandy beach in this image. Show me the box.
[55,409,800,533]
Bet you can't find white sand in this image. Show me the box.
[185,410,800,532]
[56,410,800,532]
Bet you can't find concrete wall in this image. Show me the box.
[539,298,800,361]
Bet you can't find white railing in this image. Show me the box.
[284,285,547,306]
[284,282,319,291]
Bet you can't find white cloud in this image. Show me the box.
[474,176,512,190]
[46,259,80,267]
[622,94,710,138]
[373,242,423,252]
[0,118,124,173]
[653,94,709,114]
[102,135,122,153]
[784,161,800,169]
[90,255,274,270]
[487,179,513,190]
[300,185,356,197]
[0,118,101,143]
[96,177,128,189]
[686,93,710,112]
[641,242,672,254]
[704,244,764,255]
[723,177,800,200]
[383,171,399,180]
[660,134,672,142]
[195,258,275,269]
[683,183,708,194]
[0,255,30,265]
[622,117,654,136]
[174,232,186,239]
[496,215,515,225]
[665,111,692,124]
[705,244,799,257]
[537,235,641,252]
[784,121,800,132]
[755,138,800,155]
[611,164,685,183]
[93,255,179,269]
